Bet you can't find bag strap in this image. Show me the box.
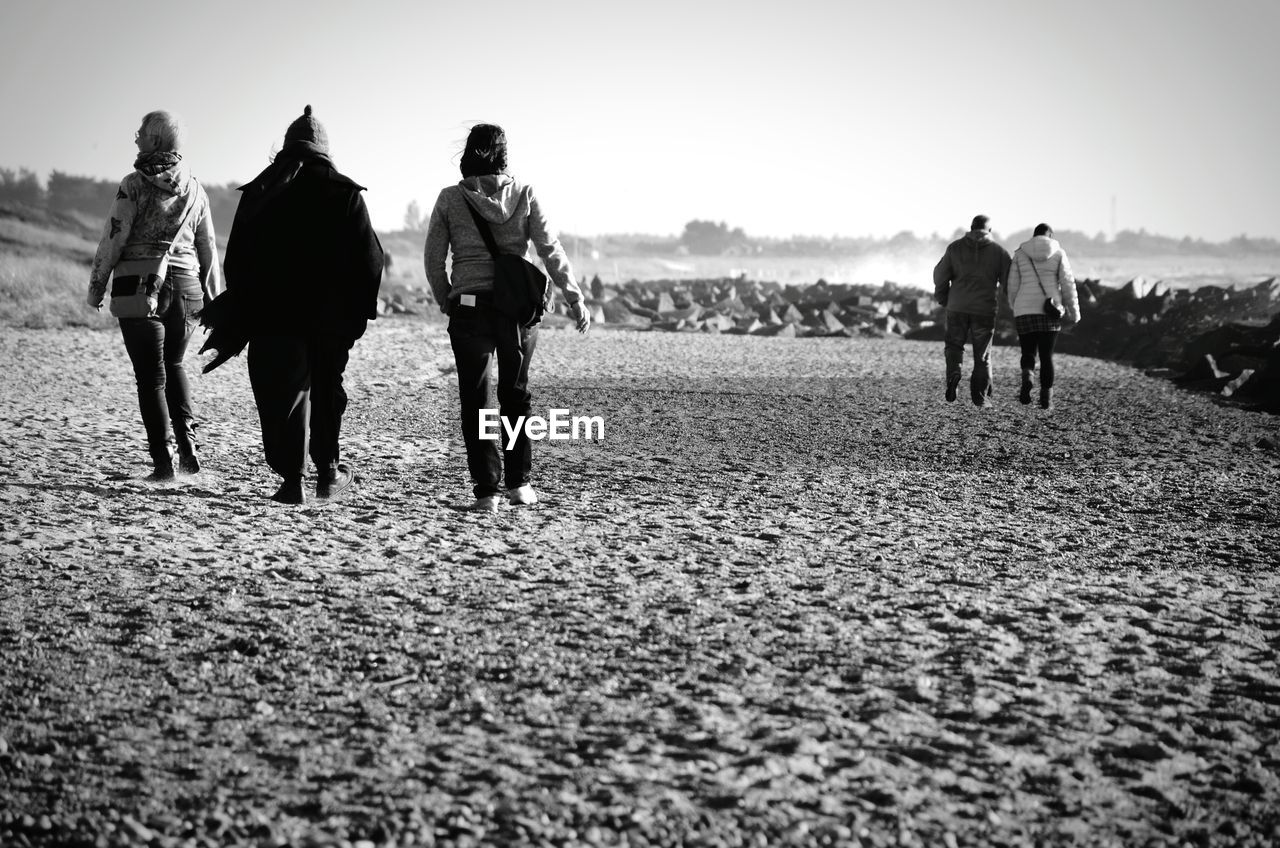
[461,196,500,259]
[162,183,201,257]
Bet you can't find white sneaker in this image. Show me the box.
[507,484,538,505]
[470,495,502,512]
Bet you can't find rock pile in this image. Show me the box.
[581,277,940,339]
[1058,277,1280,412]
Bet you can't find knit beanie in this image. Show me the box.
[283,104,329,154]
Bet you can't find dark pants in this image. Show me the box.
[247,334,352,482]
[118,273,203,467]
[944,310,996,397]
[448,303,539,498]
[1019,331,1059,388]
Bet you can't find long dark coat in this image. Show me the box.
[222,148,383,340]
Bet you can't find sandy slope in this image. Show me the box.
[1,321,1278,847]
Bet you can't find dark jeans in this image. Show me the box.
[448,303,538,498]
[118,273,203,466]
[1019,331,1059,388]
[943,310,996,396]
[247,334,352,481]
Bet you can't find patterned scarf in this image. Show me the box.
[133,151,183,175]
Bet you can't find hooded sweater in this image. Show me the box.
[88,157,222,306]
[424,174,583,312]
[1007,235,1080,322]
[932,230,1012,316]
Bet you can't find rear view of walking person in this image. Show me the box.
[424,123,590,512]
[933,215,1012,407]
[220,105,384,504]
[86,110,222,480]
[1007,223,1080,410]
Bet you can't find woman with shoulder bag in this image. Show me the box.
[87,111,222,479]
[1006,223,1080,410]
[424,123,590,512]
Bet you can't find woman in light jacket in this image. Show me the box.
[87,111,222,479]
[424,123,589,511]
[1006,223,1080,410]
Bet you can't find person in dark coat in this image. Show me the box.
[933,214,1013,407]
[221,105,383,504]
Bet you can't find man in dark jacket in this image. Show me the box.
[222,105,383,504]
[933,215,1012,407]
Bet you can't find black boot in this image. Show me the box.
[1040,386,1054,410]
[270,476,305,505]
[176,428,200,474]
[177,447,201,475]
[145,448,175,482]
[945,372,961,403]
[1019,369,1034,405]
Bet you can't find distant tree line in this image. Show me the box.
[0,167,239,238]
[620,220,1280,259]
[6,166,1280,257]
[0,168,42,207]
[679,220,750,255]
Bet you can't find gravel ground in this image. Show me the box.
[1,320,1279,847]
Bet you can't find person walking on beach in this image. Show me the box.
[86,110,222,480]
[933,215,1012,407]
[220,105,383,504]
[424,123,590,512]
[1007,223,1080,410]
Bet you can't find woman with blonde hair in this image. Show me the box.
[87,110,221,478]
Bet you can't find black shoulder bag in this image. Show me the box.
[1024,250,1064,320]
[462,200,548,328]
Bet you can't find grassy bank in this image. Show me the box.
[0,252,114,330]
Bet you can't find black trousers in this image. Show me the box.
[118,274,202,466]
[1019,331,1059,388]
[448,303,538,498]
[247,334,352,481]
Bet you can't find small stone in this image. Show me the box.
[1114,741,1169,761]
[120,816,154,842]
[1221,369,1255,397]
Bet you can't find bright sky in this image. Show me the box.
[1,0,1277,241]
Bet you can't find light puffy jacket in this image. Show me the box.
[1008,235,1080,322]
[424,173,583,312]
[88,158,221,306]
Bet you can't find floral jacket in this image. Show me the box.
[88,155,222,307]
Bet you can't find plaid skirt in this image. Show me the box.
[1015,313,1062,334]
